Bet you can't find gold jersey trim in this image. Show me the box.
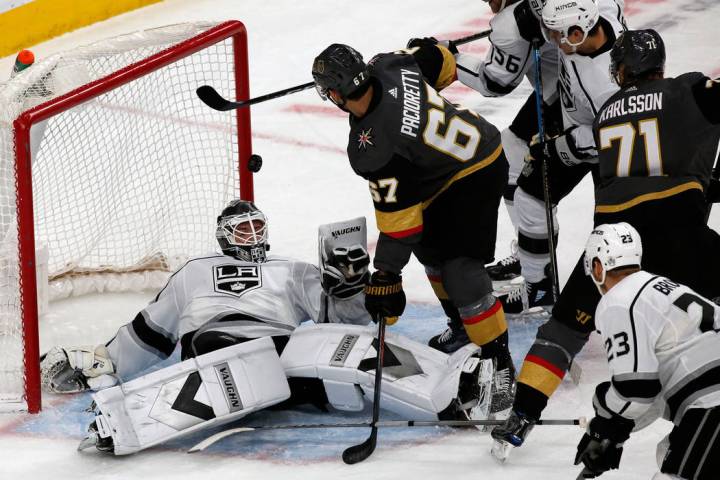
[435,45,457,91]
[375,203,423,236]
[595,181,703,213]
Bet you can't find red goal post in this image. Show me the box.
[1,21,254,413]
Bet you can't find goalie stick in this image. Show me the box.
[196,29,493,112]
[188,417,587,453]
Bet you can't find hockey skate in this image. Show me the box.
[498,275,553,316]
[489,349,516,417]
[439,354,495,423]
[428,318,470,353]
[487,241,521,288]
[77,405,115,454]
[490,410,537,462]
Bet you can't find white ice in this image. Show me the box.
[1,0,719,478]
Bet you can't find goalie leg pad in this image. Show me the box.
[88,337,290,455]
[281,324,481,420]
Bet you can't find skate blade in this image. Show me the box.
[490,440,513,463]
[77,433,98,452]
[491,276,524,292]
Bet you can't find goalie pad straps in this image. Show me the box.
[281,324,481,420]
[89,337,290,455]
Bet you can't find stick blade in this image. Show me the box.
[342,427,377,464]
[187,427,255,453]
[196,85,241,111]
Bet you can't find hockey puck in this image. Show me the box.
[247,154,262,172]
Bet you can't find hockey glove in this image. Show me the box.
[40,345,116,393]
[528,128,585,167]
[574,415,634,478]
[364,270,406,325]
[320,244,370,300]
[406,36,458,55]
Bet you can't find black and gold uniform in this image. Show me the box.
[313,42,511,363]
[513,72,720,420]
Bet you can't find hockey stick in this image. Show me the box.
[342,313,387,464]
[531,40,561,302]
[196,29,492,112]
[188,417,586,453]
[704,138,720,223]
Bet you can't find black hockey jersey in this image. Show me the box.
[347,50,503,272]
[593,72,720,219]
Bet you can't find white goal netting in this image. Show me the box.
[0,21,251,411]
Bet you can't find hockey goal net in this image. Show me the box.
[0,21,254,413]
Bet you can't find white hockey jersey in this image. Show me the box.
[555,0,626,160]
[106,254,371,380]
[594,271,720,427]
[455,1,559,101]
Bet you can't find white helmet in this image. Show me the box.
[583,223,642,289]
[542,0,600,47]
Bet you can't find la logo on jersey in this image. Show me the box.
[214,265,262,296]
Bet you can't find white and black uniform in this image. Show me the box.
[455,0,560,231]
[594,271,720,479]
[555,0,625,160]
[106,254,370,380]
[455,1,558,101]
[514,0,626,283]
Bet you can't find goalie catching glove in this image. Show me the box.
[320,244,370,299]
[40,345,116,393]
[364,270,406,325]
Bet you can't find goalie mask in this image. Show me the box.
[216,200,269,263]
[583,222,642,291]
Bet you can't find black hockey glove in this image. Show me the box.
[574,415,634,478]
[406,36,458,55]
[320,245,370,300]
[364,270,406,325]
[528,128,585,167]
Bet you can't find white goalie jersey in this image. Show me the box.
[594,271,720,427]
[455,1,559,101]
[555,0,626,160]
[106,254,370,380]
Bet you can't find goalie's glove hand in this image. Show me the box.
[574,414,633,478]
[406,36,458,55]
[364,270,406,325]
[40,345,116,393]
[527,128,583,167]
[321,244,370,300]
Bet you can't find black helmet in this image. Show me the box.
[610,29,665,86]
[216,199,269,263]
[311,44,370,102]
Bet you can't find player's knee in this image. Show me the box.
[536,316,590,359]
[514,187,555,234]
[441,257,492,306]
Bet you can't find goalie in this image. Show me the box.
[41,200,498,455]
